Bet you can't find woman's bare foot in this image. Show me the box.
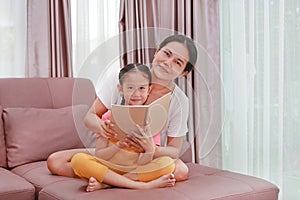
[86,177,111,192]
[144,174,176,189]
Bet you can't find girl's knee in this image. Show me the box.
[71,153,90,168]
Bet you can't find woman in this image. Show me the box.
[47,34,198,187]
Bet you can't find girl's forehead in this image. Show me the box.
[122,71,149,82]
[161,41,189,61]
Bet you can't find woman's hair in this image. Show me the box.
[158,34,198,73]
[119,63,152,85]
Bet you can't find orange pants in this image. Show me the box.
[71,153,175,183]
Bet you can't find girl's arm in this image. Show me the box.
[95,136,131,160]
[137,151,155,165]
[135,136,155,165]
[127,125,156,165]
[94,136,116,160]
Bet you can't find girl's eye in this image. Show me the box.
[139,86,146,90]
[128,86,134,90]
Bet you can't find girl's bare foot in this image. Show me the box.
[144,174,176,189]
[86,177,110,192]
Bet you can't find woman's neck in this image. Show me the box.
[146,82,174,104]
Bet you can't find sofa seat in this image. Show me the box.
[0,167,35,200]
[11,161,73,195]
[13,161,279,200]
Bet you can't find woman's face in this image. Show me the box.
[118,71,151,105]
[152,41,190,81]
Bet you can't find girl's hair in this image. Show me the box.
[158,34,198,73]
[119,63,152,85]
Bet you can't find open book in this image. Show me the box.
[110,92,171,141]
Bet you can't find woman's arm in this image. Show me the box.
[154,136,184,159]
[84,98,116,138]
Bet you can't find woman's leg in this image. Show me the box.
[47,148,95,177]
[71,153,175,191]
[134,156,175,182]
[173,159,189,182]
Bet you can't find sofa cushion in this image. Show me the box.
[3,105,96,168]
[0,105,7,168]
[12,161,76,196]
[37,163,279,200]
[0,167,35,200]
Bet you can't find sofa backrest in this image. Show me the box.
[0,78,97,168]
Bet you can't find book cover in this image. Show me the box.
[110,92,171,141]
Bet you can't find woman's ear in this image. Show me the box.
[154,47,160,56]
[181,71,189,77]
[117,84,123,95]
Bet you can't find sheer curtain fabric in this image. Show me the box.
[0,0,26,77]
[220,1,300,199]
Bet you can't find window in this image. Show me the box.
[71,0,120,77]
[220,1,300,199]
[0,0,26,77]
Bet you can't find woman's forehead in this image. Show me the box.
[161,41,190,61]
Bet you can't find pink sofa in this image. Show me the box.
[0,78,279,200]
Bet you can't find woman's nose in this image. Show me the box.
[164,58,173,68]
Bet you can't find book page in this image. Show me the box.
[111,92,171,141]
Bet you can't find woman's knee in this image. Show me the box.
[173,159,189,182]
[47,152,65,175]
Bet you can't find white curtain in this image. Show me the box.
[71,0,120,82]
[220,1,300,200]
[0,0,26,77]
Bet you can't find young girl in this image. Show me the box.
[71,63,176,192]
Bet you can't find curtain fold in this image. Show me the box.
[26,0,73,77]
[119,0,158,67]
[119,0,221,168]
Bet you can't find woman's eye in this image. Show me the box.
[176,60,183,67]
[164,51,170,56]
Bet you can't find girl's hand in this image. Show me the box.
[96,120,117,139]
[126,124,156,153]
[115,139,130,149]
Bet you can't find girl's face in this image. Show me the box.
[118,71,151,105]
[152,41,190,81]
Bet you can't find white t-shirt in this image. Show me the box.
[96,67,189,146]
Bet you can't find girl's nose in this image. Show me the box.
[132,89,140,96]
